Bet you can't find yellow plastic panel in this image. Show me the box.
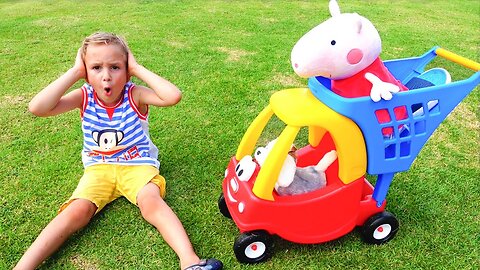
[308,126,327,147]
[252,125,300,201]
[235,105,274,160]
[270,88,366,184]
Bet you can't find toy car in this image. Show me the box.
[218,47,479,263]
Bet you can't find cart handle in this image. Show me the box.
[435,47,480,71]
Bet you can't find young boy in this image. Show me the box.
[15,32,223,270]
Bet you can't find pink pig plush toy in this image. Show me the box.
[291,0,408,135]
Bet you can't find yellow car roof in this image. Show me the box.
[237,88,367,201]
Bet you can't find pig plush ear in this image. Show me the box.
[355,14,363,33]
[329,0,341,17]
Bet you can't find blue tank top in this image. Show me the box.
[80,82,159,168]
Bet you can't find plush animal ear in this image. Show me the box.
[92,131,99,143]
[329,0,341,17]
[277,155,296,187]
[266,138,278,150]
[355,14,363,33]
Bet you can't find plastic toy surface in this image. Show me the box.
[219,0,480,264]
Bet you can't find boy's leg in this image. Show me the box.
[136,182,200,269]
[14,199,97,270]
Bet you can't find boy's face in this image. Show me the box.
[84,43,128,106]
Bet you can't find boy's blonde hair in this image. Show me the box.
[81,32,129,60]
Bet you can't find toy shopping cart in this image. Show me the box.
[309,46,480,207]
[218,47,479,263]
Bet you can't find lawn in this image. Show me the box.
[1,0,479,269]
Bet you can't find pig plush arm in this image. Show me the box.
[365,72,400,102]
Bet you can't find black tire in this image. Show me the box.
[218,193,231,219]
[361,211,399,245]
[233,230,273,264]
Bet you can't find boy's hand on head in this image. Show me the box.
[125,48,181,107]
[74,48,87,80]
[127,50,141,79]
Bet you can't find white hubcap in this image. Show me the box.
[245,241,266,259]
[373,224,392,239]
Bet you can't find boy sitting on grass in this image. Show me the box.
[15,32,222,270]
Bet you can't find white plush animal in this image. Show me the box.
[276,150,337,196]
[254,139,297,188]
[290,0,408,102]
[254,139,337,195]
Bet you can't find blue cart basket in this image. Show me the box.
[308,46,480,207]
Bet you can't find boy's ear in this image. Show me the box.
[84,63,89,83]
[125,52,130,82]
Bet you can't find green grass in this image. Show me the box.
[1,0,479,269]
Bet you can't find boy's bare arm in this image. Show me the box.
[127,51,182,107]
[29,49,85,117]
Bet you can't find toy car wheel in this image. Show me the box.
[361,211,399,245]
[233,230,273,264]
[218,193,231,219]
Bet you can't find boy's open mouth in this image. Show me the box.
[104,87,112,96]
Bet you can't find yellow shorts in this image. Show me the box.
[60,164,166,214]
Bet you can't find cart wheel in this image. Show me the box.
[218,193,231,219]
[361,211,399,245]
[233,230,273,264]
